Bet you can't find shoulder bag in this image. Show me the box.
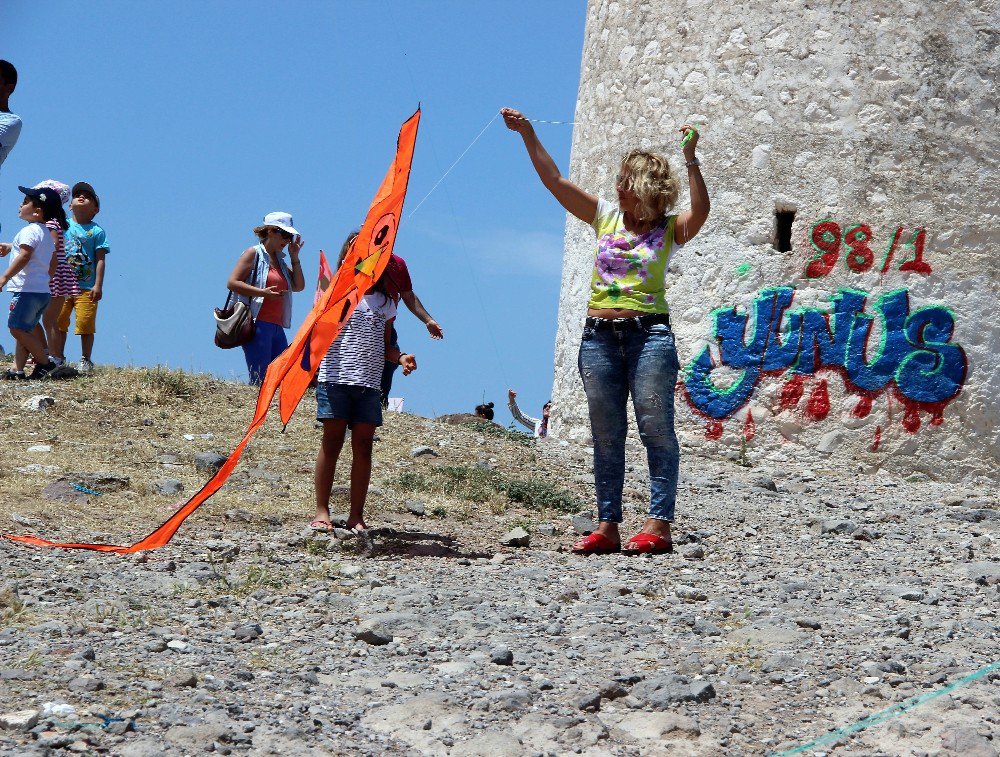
[214,290,255,349]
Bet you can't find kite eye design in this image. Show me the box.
[353,212,398,279]
[369,213,396,253]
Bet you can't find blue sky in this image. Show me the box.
[1,1,585,425]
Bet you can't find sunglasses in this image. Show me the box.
[272,228,293,240]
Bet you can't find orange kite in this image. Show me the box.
[4,107,421,554]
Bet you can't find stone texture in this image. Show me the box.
[552,0,1000,483]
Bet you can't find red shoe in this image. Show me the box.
[623,532,672,554]
[571,532,621,554]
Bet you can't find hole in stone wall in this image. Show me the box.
[775,209,795,252]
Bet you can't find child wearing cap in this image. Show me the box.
[56,182,109,374]
[0,185,66,379]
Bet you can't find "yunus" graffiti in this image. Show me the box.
[683,286,967,435]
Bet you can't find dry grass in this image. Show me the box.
[1,367,586,545]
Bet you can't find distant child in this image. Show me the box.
[312,233,417,533]
[56,182,108,373]
[0,185,65,379]
[29,180,79,376]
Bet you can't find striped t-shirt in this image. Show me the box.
[318,293,397,388]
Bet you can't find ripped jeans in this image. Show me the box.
[578,320,680,523]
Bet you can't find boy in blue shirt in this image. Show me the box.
[55,182,108,373]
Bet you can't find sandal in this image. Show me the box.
[571,532,621,554]
[309,519,334,531]
[623,532,673,554]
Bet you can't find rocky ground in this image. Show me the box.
[1,369,998,756]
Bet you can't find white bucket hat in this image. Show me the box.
[259,211,299,236]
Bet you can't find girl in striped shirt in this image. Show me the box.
[311,232,417,533]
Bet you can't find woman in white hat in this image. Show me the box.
[227,211,305,384]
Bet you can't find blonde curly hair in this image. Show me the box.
[617,150,680,223]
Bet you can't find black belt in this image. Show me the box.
[585,313,671,331]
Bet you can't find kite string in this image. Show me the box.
[406,112,500,221]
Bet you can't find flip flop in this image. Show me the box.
[571,532,621,554]
[623,532,673,554]
[309,519,334,531]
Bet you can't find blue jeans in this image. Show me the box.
[242,319,288,385]
[578,320,680,523]
[8,291,51,331]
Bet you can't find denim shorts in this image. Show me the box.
[316,382,383,427]
[8,291,51,331]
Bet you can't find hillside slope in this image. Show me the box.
[1,368,997,755]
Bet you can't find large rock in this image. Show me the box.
[42,480,89,504]
[22,395,55,411]
[500,527,530,547]
[152,479,184,496]
[194,452,227,473]
[628,674,716,708]
[353,620,393,646]
[0,709,40,731]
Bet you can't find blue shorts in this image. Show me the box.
[8,291,51,332]
[316,383,383,427]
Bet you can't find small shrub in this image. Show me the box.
[397,471,428,490]
[500,476,578,513]
[475,421,534,447]
[391,465,580,514]
[133,366,195,405]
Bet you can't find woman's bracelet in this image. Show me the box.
[686,158,701,167]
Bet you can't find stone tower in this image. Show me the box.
[552,0,998,481]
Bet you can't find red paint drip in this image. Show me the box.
[871,425,882,452]
[852,395,873,419]
[743,410,757,442]
[902,406,921,433]
[780,375,806,410]
[806,379,831,421]
[930,409,944,427]
[706,421,723,440]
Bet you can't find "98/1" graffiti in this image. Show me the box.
[805,221,932,278]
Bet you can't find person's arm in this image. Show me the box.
[47,229,59,277]
[287,236,306,292]
[502,108,598,224]
[384,318,417,375]
[90,250,107,301]
[507,389,540,431]
[399,290,443,339]
[0,244,35,289]
[227,247,283,300]
[674,124,710,245]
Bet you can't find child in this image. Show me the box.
[0,186,64,379]
[56,182,108,374]
[30,180,79,376]
[312,238,417,532]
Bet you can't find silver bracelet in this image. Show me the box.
[686,158,701,167]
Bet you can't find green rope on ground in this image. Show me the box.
[770,660,1000,756]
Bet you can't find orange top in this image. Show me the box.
[256,265,289,325]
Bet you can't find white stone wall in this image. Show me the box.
[552,0,999,482]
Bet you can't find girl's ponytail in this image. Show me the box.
[51,203,69,231]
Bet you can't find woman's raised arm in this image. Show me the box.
[502,107,598,225]
[674,124,710,245]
